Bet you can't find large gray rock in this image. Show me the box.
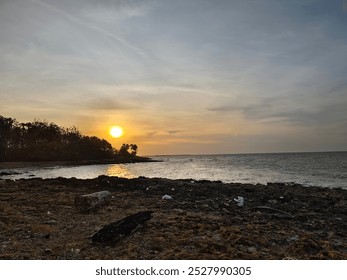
[75,190,111,212]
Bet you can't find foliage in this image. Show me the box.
[118,144,138,156]
[0,115,137,162]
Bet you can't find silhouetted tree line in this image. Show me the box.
[0,115,138,162]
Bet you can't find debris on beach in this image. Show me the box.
[75,190,111,212]
[252,206,293,218]
[234,196,245,207]
[162,194,173,200]
[92,211,153,245]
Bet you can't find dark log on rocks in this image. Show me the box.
[75,190,111,212]
[92,211,153,245]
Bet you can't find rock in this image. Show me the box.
[71,248,80,254]
[162,195,173,200]
[75,190,111,212]
[234,196,244,207]
[43,220,58,225]
[92,211,153,245]
[248,246,257,254]
[44,233,51,239]
[287,235,299,242]
[0,171,20,176]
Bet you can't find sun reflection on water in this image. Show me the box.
[106,164,136,178]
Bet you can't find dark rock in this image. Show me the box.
[44,248,53,254]
[0,171,20,176]
[44,233,51,239]
[92,211,153,245]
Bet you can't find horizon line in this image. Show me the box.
[144,150,347,157]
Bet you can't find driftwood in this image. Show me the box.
[92,211,153,245]
[252,206,294,218]
[75,190,111,212]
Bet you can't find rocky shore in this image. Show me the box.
[0,176,346,259]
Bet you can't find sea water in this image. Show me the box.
[1,152,346,189]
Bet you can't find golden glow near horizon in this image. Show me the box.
[109,126,124,138]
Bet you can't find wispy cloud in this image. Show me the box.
[208,88,347,126]
[31,0,146,57]
[167,130,181,135]
[81,0,152,22]
[87,97,134,111]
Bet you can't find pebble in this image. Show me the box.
[248,246,257,254]
[44,220,58,225]
[212,234,222,241]
[287,235,299,242]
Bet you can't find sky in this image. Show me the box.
[1,0,347,155]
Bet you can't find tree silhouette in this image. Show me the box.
[0,115,139,162]
[130,144,138,155]
[119,144,130,156]
[0,116,15,161]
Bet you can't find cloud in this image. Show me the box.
[81,0,153,22]
[208,81,347,127]
[167,130,181,135]
[87,97,134,111]
[31,0,146,57]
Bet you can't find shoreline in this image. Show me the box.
[0,176,346,259]
[0,157,158,170]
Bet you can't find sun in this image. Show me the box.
[109,126,124,138]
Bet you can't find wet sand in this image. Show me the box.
[0,176,346,259]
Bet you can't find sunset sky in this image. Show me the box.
[1,0,347,155]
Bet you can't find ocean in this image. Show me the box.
[1,152,346,189]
